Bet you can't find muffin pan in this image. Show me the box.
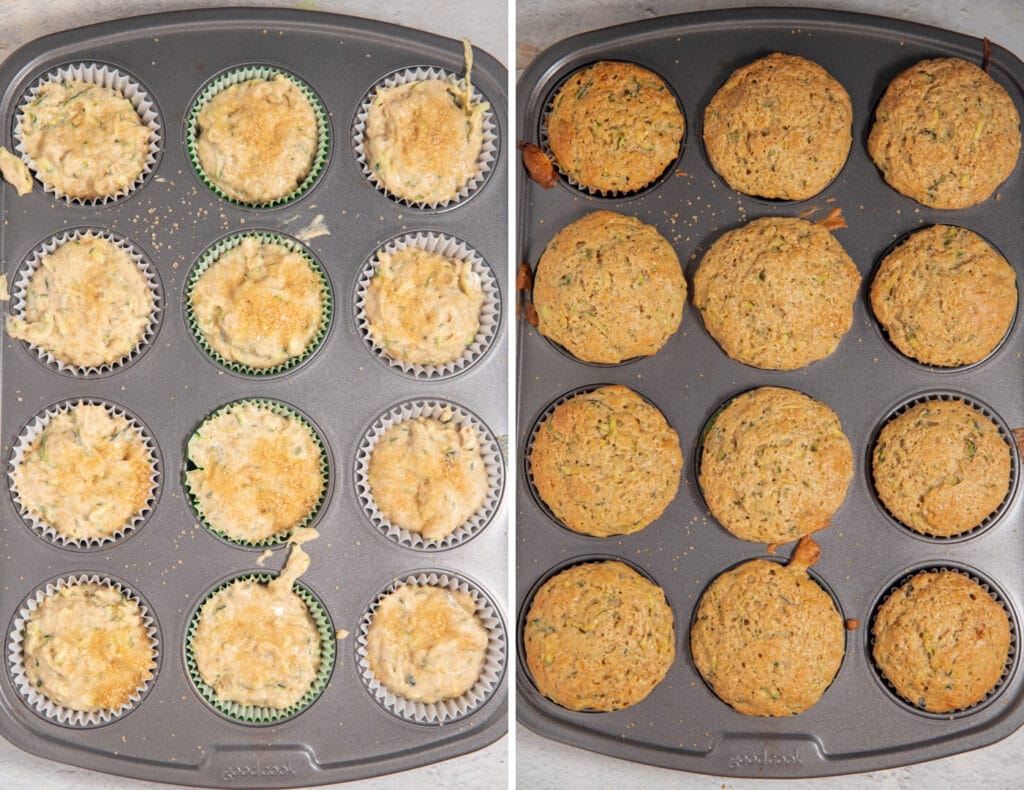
[517,8,1023,778]
[0,8,506,787]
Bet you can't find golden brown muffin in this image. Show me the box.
[692,216,861,369]
[703,53,852,200]
[873,570,1011,712]
[699,387,853,544]
[868,58,1021,209]
[533,210,686,363]
[872,399,1011,536]
[546,61,684,193]
[524,560,675,711]
[530,385,682,537]
[690,536,844,716]
[871,225,1017,367]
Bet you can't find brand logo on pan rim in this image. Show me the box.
[728,748,802,770]
[223,758,297,782]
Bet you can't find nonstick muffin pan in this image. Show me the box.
[516,8,1023,778]
[0,8,507,787]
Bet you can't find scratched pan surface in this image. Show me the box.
[0,9,507,787]
[516,8,1023,778]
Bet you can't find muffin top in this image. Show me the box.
[690,536,843,716]
[703,53,853,199]
[692,216,861,369]
[872,399,1011,536]
[546,61,684,193]
[872,570,1011,712]
[524,560,675,711]
[18,79,150,199]
[699,387,853,544]
[533,210,686,363]
[530,384,682,537]
[195,74,319,204]
[366,584,488,704]
[6,233,154,369]
[871,225,1017,367]
[363,79,486,204]
[868,57,1021,208]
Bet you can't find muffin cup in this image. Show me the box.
[352,65,498,210]
[184,231,333,377]
[6,573,160,727]
[355,399,504,550]
[8,399,161,550]
[353,231,501,379]
[13,62,162,205]
[7,228,163,377]
[183,398,330,548]
[183,572,335,725]
[356,570,505,724]
[185,65,329,209]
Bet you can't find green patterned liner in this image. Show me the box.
[184,232,332,377]
[186,65,330,208]
[184,572,335,725]
[183,398,330,548]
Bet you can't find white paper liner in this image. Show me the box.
[353,66,498,209]
[354,231,500,379]
[869,565,1017,718]
[8,399,161,549]
[8,229,162,377]
[6,574,160,726]
[356,571,505,724]
[13,63,162,204]
[355,399,504,550]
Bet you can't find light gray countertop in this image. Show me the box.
[515,1,1023,788]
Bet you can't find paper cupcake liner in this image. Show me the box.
[184,398,331,548]
[185,65,330,208]
[355,399,504,550]
[184,231,333,377]
[6,573,160,727]
[184,572,335,725]
[356,570,505,724]
[352,66,498,209]
[353,231,501,379]
[13,62,162,204]
[868,391,1019,542]
[868,564,1018,719]
[8,399,161,550]
[8,228,163,377]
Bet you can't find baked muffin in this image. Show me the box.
[530,385,682,537]
[366,584,488,704]
[524,560,674,711]
[871,225,1017,367]
[546,61,684,193]
[194,74,319,204]
[185,401,325,544]
[363,79,487,204]
[364,246,484,366]
[22,582,155,712]
[533,210,686,363]
[17,80,151,200]
[690,536,843,716]
[703,53,853,200]
[868,57,1021,209]
[699,387,853,544]
[189,237,326,370]
[872,399,1011,537]
[367,415,489,541]
[6,233,154,369]
[692,216,861,369]
[11,404,153,543]
[873,570,1011,712]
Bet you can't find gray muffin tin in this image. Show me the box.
[0,8,506,787]
[516,8,1023,778]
